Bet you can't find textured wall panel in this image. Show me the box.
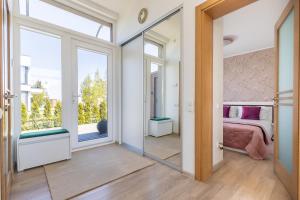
[224,48,275,102]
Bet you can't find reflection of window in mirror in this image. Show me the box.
[144,41,162,58]
[151,63,159,73]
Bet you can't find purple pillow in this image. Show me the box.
[241,106,261,120]
[223,106,230,118]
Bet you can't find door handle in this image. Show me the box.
[218,142,224,150]
[273,97,279,106]
[4,104,10,111]
[4,92,15,100]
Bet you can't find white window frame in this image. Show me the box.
[13,3,118,152]
[143,36,166,135]
[13,0,117,44]
[144,39,164,58]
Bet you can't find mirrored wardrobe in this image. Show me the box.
[143,11,182,169]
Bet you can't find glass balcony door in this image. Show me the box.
[71,40,113,149]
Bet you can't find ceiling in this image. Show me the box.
[223,0,289,57]
[88,0,129,14]
[76,0,289,58]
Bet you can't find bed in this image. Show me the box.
[223,104,273,160]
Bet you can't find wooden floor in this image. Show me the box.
[10,150,291,200]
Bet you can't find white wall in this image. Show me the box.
[117,0,206,175]
[213,18,224,167]
[165,33,180,134]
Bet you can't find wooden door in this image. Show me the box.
[0,0,12,199]
[274,1,299,199]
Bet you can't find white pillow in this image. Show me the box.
[229,106,239,118]
[260,106,272,121]
[238,106,243,118]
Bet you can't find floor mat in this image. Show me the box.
[44,144,155,200]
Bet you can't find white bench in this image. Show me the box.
[17,130,71,171]
[149,118,173,137]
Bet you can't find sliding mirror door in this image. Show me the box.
[143,11,182,169]
[121,35,144,152]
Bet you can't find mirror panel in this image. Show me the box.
[143,11,182,169]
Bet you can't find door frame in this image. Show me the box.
[195,0,258,181]
[1,0,12,199]
[70,39,113,149]
[195,0,299,192]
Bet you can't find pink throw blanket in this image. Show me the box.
[223,122,272,160]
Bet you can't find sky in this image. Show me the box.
[19,0,111,41]
[21,28,108,101]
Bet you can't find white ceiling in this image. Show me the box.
[88,0,130,14]
[223,0,289,57]
[76,0,289,58]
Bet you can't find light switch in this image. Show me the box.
[186,101,194,112]
[0,108,3,119]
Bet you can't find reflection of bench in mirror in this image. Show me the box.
[149,118,173,137]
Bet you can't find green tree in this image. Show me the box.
[30,93,45,129]
[81,75,93,106]
[93,70,106,105]
[99,101,107,120]
[54,100,62,127]
[44,98,52,119]
[83,102,92,123]
[92,104,100,122]
[78,103,85,125]
[79,71,108,124]
[21,103,28,130]
[43,98,53,128]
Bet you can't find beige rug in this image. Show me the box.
[44,144,155,200]
[144,134,180,160]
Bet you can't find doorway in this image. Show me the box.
[71,40,113,149]
[195,0,299,199]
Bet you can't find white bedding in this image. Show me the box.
[223,118,273,139]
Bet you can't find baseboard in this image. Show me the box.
[182,170,195,179]
[223,146,247,154]
[121,143,143,155]
[213,160,225,172]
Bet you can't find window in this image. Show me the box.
[151,63,159,73]
[20,27,62,132]
[21,92,29,109]
[19,0,112,42]
[21,56,30,85]
[20,66,28,85]
[144,41,162,58]
[77,48,108,142]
